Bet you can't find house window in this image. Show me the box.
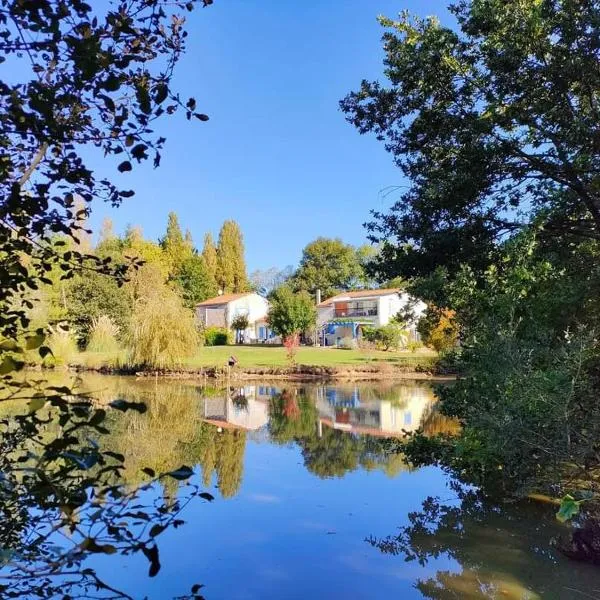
[258,326,266,339]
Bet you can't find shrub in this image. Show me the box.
[87,315,120,354]
[204,327,232,346]
[47,326,78,367]
[283,333,300,365]
[407,340,423,353]
[339,336,356,350]
[418,307,459,352]
[361,323,407,351]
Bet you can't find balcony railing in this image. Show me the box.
[333,308,378,318]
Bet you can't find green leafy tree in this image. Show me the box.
[65,271,132,346]
[267,285,316,339]
[173,254,215,309]
[0,0,215,595]
[292,237,364,299]
[160,211,193,275]
[216,220,249,293]
[231,314,250,344]
[201,232,219,296]
[128,265,200,369]
[341,1,600,282]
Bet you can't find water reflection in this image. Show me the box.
[4,373,595,599]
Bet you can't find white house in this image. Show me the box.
[316,288,426,347]
[195,292,272,343]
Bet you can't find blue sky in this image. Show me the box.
[90,0,452,271]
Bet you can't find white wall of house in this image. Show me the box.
[317,291,427,346]
[196,293,270,343]
[226,294,269,330]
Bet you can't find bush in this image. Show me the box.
[47,327,78,367]
[339,336,356,350]
[418,307,459,352]
[87,315,120,354]
[204,327,232,346]
[361,323,407,351]
[407,340,423,353]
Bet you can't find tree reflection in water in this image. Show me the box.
[0,373,462,599]
[0,375,208,599]
[367,488,599,599]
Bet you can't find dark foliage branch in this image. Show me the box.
[340,1,600,280]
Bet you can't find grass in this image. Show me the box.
[73,345,437,370]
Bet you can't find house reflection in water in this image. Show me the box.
[202,382,437,439]
[313,384,436,437]
[203,385,272,431]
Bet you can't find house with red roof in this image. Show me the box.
[316,288,425,347]
[196,292,272,343]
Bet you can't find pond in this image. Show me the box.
[3,373,600,599]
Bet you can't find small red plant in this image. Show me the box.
[283,333,300,366]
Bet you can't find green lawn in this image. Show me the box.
[183,345,436,369]
[75,345,437,371]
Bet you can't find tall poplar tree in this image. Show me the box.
[216,220,248,293]
[201,232,219,295]
[161,212,192,275]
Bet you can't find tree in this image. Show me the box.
[65,270,132,346]
[0,1,215,595]
[160,212,193,275]
[201,232,219,295]
[0,0,211,348]
[418,308,459,353]
[173,254,215,308]
[128,265,200,369]
[231,314,250,344]
[268,285,316,339]
[292,237,364,299]
[249,266,294,295]
[341,2,600,282]
[216,220,248,293]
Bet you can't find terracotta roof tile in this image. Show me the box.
[196,292,254,307]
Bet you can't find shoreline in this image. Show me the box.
[65,363,457,383]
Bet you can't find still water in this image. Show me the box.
[14,374,600,598]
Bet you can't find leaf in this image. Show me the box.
[118,160,132,173]
[25,332,45,350]
[199,492,214,502]
[28,397,46,413]
[0,357,24,375]
[89,409,106,426]
[149,524,165,538]
[141,544,161,577]
[0,340,19,351]
[167,466,194,480]
[103,451,125,463]
[81,538,117,554]
[109,399,147,413]
[39,346,53,359]
[556,494,581,523]
[131,144,148,161]
[195,113,209,121]
[155,83,168,104]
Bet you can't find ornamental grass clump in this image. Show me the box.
[87,315,121,354]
